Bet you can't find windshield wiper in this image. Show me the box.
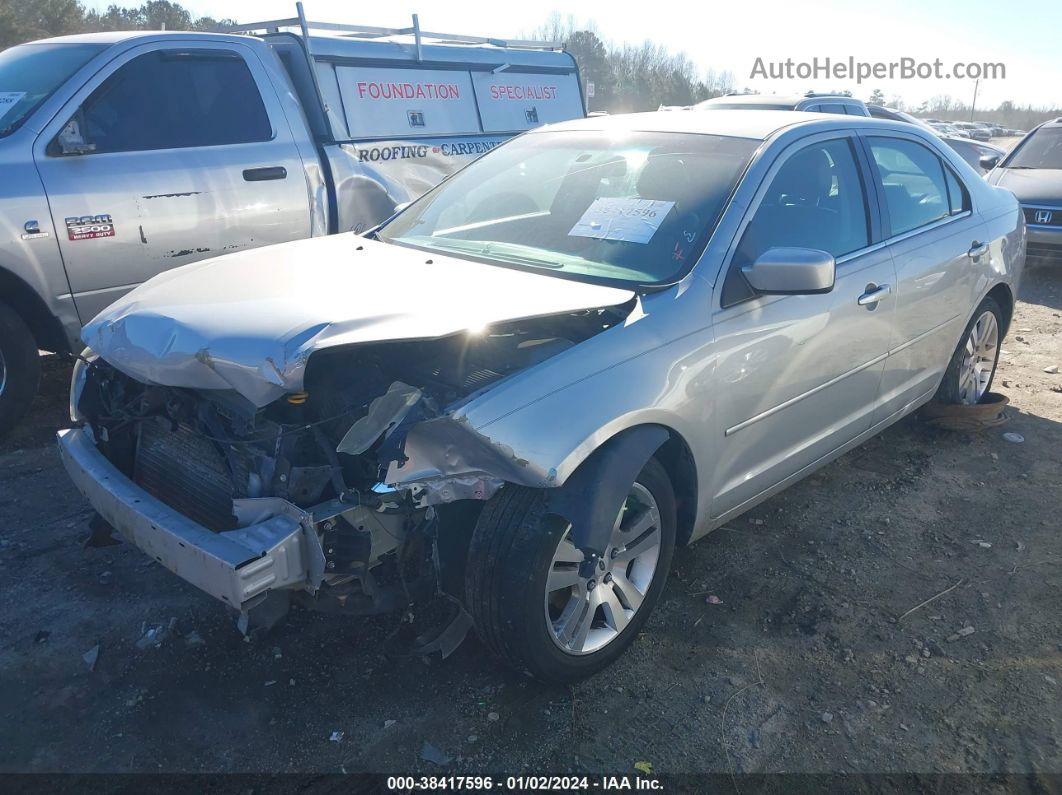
[486,251,565,269]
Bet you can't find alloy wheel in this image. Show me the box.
[545,482,662,655]
[958,310,999,405]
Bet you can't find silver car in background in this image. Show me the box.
[697,91,870,115]
[59,111,1024,681]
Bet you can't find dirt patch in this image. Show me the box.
[0,270,1060,775]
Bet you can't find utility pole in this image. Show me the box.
[970,78,979,122]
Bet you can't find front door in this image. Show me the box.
[34,42,312,324]
[709,133,896,518]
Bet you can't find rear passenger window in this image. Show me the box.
[722,138,870,306]
[868,137,955,235]
[75,49,271,154]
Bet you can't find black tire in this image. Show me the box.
[934,296,1003,405]
[0,300,41,438]
[465,457,676,682]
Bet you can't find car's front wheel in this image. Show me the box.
[466,457,676,682]
[936,296,1003,406]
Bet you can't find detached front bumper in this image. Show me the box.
[57,428,325,612]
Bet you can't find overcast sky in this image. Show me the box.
[92,0,1062,109]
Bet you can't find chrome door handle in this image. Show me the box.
[968,241,989,259]
[858,284,892,306]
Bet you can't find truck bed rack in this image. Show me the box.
[218,2,560,51]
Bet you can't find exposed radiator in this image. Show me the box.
[133,420,239,532]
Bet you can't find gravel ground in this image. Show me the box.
[0,265,1060,778]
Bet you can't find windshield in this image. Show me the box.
[377,130,758,287]
[1006,127,1062,169]
[0,43,107,138]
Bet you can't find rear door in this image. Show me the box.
[860,133,987,421]
[34,41,312,324]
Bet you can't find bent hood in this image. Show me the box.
[83,234,634,407]
[989,168,1062,205]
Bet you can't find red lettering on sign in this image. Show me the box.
[488,84,559,101]
[355,81,461,100]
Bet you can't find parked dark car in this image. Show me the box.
[988,117,1062,262]
[944,138,1006,176]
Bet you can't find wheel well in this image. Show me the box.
[567,424,699,548]
[986,283,1014,337]
[652,429,698,547]
[0,266,70,353]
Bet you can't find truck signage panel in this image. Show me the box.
[333,136,510,233]
[472,72,583,132]
[335,66,479,138]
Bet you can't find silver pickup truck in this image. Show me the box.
[0,7,583,434]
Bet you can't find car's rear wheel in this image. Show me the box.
[936,296,1003,406]
[466,457,676,682]
[0,300,41,438]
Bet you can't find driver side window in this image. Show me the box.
[722,137,870,306]
[56,49,271,156]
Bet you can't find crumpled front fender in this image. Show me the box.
[386,416,553,489]
[387,414,669,558]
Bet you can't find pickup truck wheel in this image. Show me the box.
[936,296,1003,406]
[0,300,41,437]
[465,457,675,682]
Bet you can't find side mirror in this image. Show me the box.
[741,247,836,295]
[979,154,1000,171]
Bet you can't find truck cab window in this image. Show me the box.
[71,49,271,154]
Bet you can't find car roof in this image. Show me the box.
[700,93,860,106]
[535,109,921,141]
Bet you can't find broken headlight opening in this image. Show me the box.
[71,307,627,647]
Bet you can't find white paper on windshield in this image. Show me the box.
[0,92,26,123]
[568,198,675,244]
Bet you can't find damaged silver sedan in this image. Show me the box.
[59,111,1024,681]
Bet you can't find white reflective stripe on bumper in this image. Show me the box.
[57,427,322,610]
